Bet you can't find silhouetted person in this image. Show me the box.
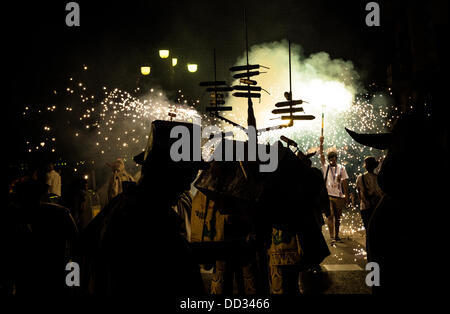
[266,144,330,294]
[63,178,91,230]
[81,120,207,298]
[45,162,62,204]
[3,175,77,296]
[356,157,383,233]
[296,150,331,230]
[346,114,445,296]
[173,191,193,241]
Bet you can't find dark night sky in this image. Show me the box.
[4,0,388,95]
[4,0,390,164]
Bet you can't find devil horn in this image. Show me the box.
[345,128,392,150]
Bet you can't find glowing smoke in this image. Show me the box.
[220,40,395,238]
[221,40,393,161]
[20,46,396,237]
[223,39,359,133]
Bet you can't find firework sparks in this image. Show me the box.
[20,58,396,262]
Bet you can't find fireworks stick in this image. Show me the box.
[321,104,325,137]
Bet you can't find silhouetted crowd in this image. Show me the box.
[1,114,446,298]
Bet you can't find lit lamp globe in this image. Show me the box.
[141,66,151,75]
[172,58,178,66]
[159,50,170,59]
[187,63,198,73]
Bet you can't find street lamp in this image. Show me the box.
[159,50,170,59]
[187,63,198,73]
[140,66,151,75]
[172,58,178,66]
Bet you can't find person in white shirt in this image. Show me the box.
[45,163,62,203]
[356,156,384,233]
[107,158,135,203]
[319,136,349,243]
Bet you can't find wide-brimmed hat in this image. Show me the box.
[133,120,209,171]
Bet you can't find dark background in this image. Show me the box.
[4,0,391,99]
[2,0,448,176]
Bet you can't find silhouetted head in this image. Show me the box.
[12,177,48,209]
[133,120,208,204]
[73,178,88,191]
[46,163,54,172]
[363,156,379,173]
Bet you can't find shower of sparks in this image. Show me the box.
[79,87,203,160]
[20,61,398,261]
[21,65,225,163]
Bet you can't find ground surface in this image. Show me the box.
[200,206,372,294]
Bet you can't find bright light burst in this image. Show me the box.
[220,40,397,186]
[21,53,399,253]
[82,87,204,160]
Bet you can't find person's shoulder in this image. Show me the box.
[40,201,70,213]
[356,173,363,182]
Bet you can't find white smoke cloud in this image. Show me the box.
[215,39,394,181]
[223,39,361,134]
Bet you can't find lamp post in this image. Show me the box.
[187,63,198,73]
[140,66,151,75]
[138,50,199,98]
[159,49,170,59]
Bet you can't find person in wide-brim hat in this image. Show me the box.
[133,120,208,188]
[82,119,209,297]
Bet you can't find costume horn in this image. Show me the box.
[345,128,392,150]
[133,151,146,165]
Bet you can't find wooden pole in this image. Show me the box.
[321,105,325,137]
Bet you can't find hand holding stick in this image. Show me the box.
[319,105,325,165]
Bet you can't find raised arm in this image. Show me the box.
[319,136,325,166]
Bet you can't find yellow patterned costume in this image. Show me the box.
[267,228,302,294]
[191,190,257,294]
